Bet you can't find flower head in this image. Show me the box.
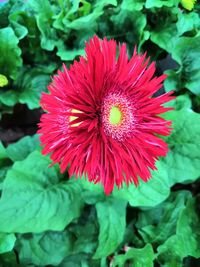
[38,36,174,195]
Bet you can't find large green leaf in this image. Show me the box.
[111,244,154,267]
[162,108,200,184]
[157,197,200,266]
[18,231,73,266]
[0,151,83,233]
[93,198,127,259]
[0,27,22,80]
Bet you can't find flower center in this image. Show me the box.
[109,106,122,125]
[102,93,135,141]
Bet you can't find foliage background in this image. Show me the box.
[0,0,200,266]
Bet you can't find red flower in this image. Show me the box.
[38,36,174,195]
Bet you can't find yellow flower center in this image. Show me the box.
[109,106,122,125]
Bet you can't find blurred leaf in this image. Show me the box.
[150,24,178,54]
[115,0,145,12]
[0,27,22,80]
[69,209,98,255]
[0,142,12,190]
[0,142,7,160]
[111,6,147,47]
[62,0,117,31]
[164,69,180,92]
[17,65,57,109]
[59,253,101,267]
[57,47,84,61]
[171,36,200,95]
[0,233,16,254]
[176,11,200,36]
[0,151,83,233]
[0,90,18,107]
[111,244,154,267]
[157,197,200,266]
[136,191,191,245]
[6,135,40,162]
[93,198,127,259]
[18,231,73,266]
[0,251,18,267]
[0,64,56,109]
[145,0,178,8]
[28,0,60,51]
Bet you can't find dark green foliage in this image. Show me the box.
[0,0,200,266]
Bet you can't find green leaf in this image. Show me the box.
[147,0,178,8]
[8,1,29,40]
[0,64,56,109]
[0,142,7,160]
[176,11,200,36]
[58,253,100,267]
[0,233,16,254]
[145,0,178,8]
[93,198,127,259]
[0,27,22,80]
[136,191,191,245]
[62,0,117,31]
[0,90,18,107]
[116,0,145,11]
[28,0,61,51]
[162,108,200,185]
[6,135,40,162]
[157,197,200,266]
[163,94,192,110]
[113,160,170,208]
[111,7,147,47]
[69,209,98,255]
[164,69,180,93]
[150,24,178,54]
[0,151,83,233]
[18,231,73,266]
[171,36,200,95]
[0,1,10,28]
[57,47,85,61]
[17,66,55,109]
[111,244,155,267]
[0,142,12,190]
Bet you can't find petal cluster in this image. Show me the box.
[38,36,174,195]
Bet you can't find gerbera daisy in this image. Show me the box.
[38,36,174,195]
